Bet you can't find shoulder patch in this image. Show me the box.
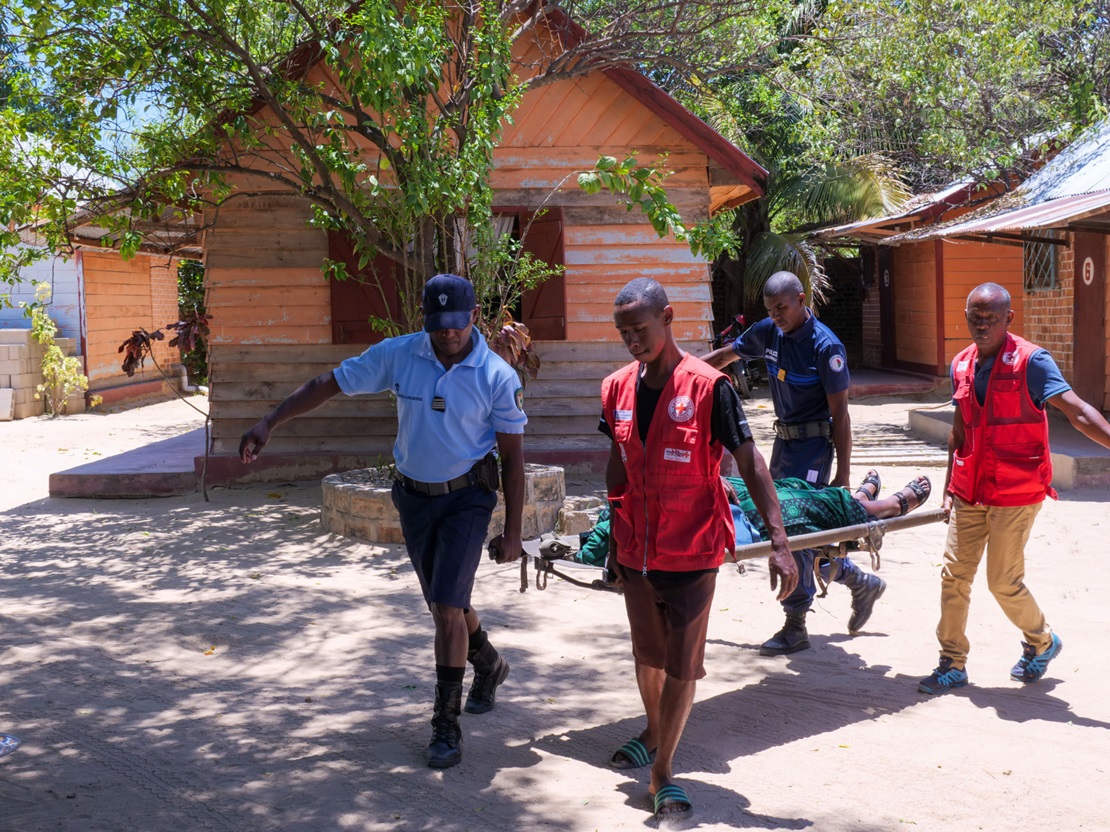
[829,354,846,373]
[514,387,524,412]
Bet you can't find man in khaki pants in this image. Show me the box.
[919,282,1110,694]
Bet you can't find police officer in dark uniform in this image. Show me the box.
[704,271,887,654]
[239,274,527,769]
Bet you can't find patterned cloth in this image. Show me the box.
[725,477,867,541]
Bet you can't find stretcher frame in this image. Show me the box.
[519,508,947,593]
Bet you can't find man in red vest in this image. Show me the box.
[599,278,797,820]
[919,282,1110,695]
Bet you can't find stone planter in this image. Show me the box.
[321,463,566,545]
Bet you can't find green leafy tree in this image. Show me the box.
[1,0,793,335]
[782,0,1110,190]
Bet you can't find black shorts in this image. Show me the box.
[391,480,497,609]
[618,564,718,681]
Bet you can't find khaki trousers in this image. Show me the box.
[936,497,1053,669]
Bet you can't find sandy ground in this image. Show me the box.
[2,392,1110,832]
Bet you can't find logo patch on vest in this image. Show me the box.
[829,354,845,372]
[1002,351,1017,365]
[668,396,694,422]
[615,409,633,422]
[664,448,691,463]
[957,360,969,372]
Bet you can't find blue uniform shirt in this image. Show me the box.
[334,329,527,482]
[731,311,850,423]
[952,347,1071,409]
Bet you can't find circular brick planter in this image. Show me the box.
[321,464,566,545]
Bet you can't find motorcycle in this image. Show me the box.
[712,313,765,399]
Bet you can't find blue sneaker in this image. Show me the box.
[1010,633,1063,683]
[917,657,969,695]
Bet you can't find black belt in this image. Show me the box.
[397,472,474,497]
[773,419,833,441]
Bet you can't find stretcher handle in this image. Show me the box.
[731,508,947,561]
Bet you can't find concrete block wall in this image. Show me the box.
[0,329,87,419]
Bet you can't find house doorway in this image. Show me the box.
[1072,232,1107,409]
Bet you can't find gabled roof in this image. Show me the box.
[542,6,766,207]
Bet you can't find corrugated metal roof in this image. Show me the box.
[886,118,1110,243]
[812,180,975,240]
[888,189,1110,242]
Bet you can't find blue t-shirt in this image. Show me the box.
[731,311,850,423]
[334,329,527,482]
[951,348,1070,409]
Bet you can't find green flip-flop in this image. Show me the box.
[608,737,657,770]
[653,783,693,820]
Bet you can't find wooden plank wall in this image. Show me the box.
[941,241,1024,367]
[0,249,82,340]
[82,250,179,390]
[204,57,723,469]
[891,244,938,369]
[496,68,716,345]
[204,196,336,450]
[208,344,398,455]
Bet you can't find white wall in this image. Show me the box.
[0,248,83,342]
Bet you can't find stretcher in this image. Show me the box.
[510,508,948,594]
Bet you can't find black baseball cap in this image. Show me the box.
[422,274,477,332]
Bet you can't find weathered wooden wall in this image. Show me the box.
[82,250,180,392]
[202,39,733,477]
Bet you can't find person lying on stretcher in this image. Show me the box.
[564,470,931,568]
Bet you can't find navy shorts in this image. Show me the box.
[391,480,498,609]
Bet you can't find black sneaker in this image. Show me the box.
[917,657,969,695]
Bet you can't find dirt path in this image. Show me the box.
[2,394,1109,831]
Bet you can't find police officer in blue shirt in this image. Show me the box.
[239,273,527,769]
[704,271,887,655]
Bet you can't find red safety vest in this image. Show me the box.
[602,353,735,572]
[948,333,1057,507]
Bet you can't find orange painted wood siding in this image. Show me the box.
[82,250,179,390]
[202,198,332,346]
[939,241,1024,367]
[891,244,937,367]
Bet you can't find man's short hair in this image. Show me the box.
[763,271,804,298]
[968,282,1011,311]
[615,278,669,313]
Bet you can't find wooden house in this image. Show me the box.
[185,23,766,482]
[816,120,1110,411]
[0,243,181,416]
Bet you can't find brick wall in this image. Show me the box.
[1024,236,1074,380]
[818,258,864,366]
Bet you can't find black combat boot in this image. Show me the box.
[426,682,463,769]
[759,611,811,656]
[465,639,510,715]
[845,569,887,634]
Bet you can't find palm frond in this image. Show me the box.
[745,231,830,305]
[773,153,910,228]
